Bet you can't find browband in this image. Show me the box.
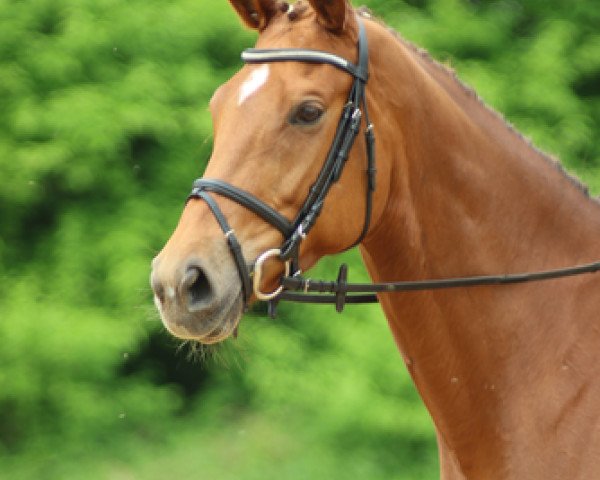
[242,48,368,82]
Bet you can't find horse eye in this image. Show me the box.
[289,102,324,126]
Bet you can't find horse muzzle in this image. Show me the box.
[150,254,244,343]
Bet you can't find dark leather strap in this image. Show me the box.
[267,258,600,317]
[275,19,373,260]
[192,190,253,303]
[192,179,294,237]
[280,260,600,297]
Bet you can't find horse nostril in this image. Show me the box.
[182,265,213,309]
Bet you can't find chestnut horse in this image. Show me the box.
[151,1,600,478]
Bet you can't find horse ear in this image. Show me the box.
[307,0,352,33]
[228,0,278,30]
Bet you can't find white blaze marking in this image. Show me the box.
[238,64,270,105]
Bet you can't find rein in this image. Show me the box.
[270,260,600,316]
[188,17,600,318]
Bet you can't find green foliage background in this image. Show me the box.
[0,0,598,478]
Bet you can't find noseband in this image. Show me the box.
[189,19,376,306]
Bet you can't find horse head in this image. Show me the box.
[150,0,383,343]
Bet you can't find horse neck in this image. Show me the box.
[359,22,600,478]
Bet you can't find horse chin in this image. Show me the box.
[158,289,244,345]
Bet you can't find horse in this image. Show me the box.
[150,1,600,478]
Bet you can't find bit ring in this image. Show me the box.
[253,249,291,301]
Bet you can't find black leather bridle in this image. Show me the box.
[189,19,375,308]
[188,18,600,317]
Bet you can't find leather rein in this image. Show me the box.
[188,18,600,318]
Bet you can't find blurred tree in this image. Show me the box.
[0,0,254,461]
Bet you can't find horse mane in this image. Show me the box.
[355,6,593,200]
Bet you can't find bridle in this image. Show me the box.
[188,18,600,317]
[189,19,375,306]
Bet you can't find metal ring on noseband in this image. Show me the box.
[253,249,291,301]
